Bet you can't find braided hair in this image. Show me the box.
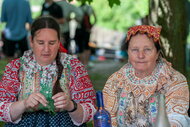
[31,16,64,95]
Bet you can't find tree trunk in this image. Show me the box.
[148,0,188,75]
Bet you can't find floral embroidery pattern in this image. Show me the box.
[0,50,96,123]
[103,58,189,127]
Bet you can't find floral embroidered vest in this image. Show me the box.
[17,50,71,113]
[117,59,166,127]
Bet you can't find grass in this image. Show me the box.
[0,58,9,78]
[0,59,8,126]
[89,72,109,90]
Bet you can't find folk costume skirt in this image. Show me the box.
[5,110,86,127]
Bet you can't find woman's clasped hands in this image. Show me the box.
[23,92,73,112]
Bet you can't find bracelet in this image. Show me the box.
[67,100,77,113]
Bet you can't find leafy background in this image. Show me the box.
[0,0,149,33]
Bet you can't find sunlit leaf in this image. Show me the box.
[74,0,93,4]
[73,0,120,6]
[108,0,121,7]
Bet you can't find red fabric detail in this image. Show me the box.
[59,42,67,53]
[0,57,96,123]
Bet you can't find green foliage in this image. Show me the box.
[73,0,120,7]
[74,0,148,31]
[77,0,93,4]
[0,0,148,33]
[90,0,148,32]
[107,0,121,7]
[29,0,44,19]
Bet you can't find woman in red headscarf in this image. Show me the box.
[103,25,190,127]
[0,16,96,127]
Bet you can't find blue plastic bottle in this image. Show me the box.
[93,91,112,127]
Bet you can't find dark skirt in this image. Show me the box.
[5,111,87,127]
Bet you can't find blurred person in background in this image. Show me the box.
[41,0,64,24]
[0,16,96,127]
[75,2,96,67]
[1,0,33,59]
[103,25,190,127]
[55,0,83,54]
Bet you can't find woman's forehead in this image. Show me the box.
[129,34,155,46]
[34,28,58,38]
[130,34,154,42]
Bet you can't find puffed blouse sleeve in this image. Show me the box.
[103,70,124,127]
[0,59,21,122]
[68,57,96,125]
[164,70,190,127]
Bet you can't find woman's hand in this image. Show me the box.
[52,92,73,111]
[24,93,48,110]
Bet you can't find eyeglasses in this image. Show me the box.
[128,47,156,55]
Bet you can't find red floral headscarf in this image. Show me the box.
[127,25,161,43]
